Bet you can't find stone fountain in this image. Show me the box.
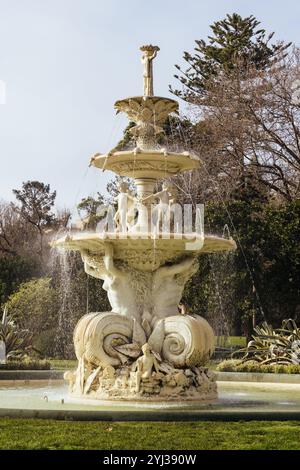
[53,45,236,402]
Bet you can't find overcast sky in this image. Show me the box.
[1,0,300,214]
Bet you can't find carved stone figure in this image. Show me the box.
[142,181,174,232]
[132,343,160,392]
[81,243,140,320]
[102,365,116,379]
[82,246,198,324]
[140,45,160,96]
[152,256,198,320]
[114,182,136,232]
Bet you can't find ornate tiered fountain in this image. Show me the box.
[53,45,236,402]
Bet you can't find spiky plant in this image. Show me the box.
[235,319,300,365]
[0,307,32,359]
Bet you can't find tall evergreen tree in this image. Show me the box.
[170,13,290,100]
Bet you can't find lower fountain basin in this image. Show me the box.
[52,233,236,271]
[1,380,300,420]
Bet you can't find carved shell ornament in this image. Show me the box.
[74,311,214,371]
[74,312,147,368]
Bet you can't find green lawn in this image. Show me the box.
[49,359,77,370]
[0,419,300,450]
[216,336,246,347]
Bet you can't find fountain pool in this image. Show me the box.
[1,379,300,420]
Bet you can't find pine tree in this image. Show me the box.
[170,13,290,100]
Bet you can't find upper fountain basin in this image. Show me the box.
[51,232,237,272]
[90,148,201,179]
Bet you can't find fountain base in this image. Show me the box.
[64,310,217,403]
[67,364,217,402]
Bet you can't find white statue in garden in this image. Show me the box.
[142,181,174,232]
[114,181,136,232]
[132,343,160,392]
[152,256,198,320]
[81,243,140,320]
[140,45,160,96]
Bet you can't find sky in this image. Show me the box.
[1,0,300,215]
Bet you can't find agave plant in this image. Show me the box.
[235,319,300,365]
[0,307,33,359]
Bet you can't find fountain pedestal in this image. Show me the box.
[69,311,217,401]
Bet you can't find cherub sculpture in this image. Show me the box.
[132,343,160,392]
[142,181,173,232]
[114,182,136,232]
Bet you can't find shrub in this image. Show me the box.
[33,328,57,357]
[0,358,50,370]
[4,278,59,349]
[217,359,300,374]
[235,319,300,365]
[0,307,32,358]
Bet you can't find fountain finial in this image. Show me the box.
[140,45,160,97]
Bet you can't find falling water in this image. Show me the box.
[206,251,236,344]
[49,247,84,359]
[222,224,231,239]
[167,116,265,338]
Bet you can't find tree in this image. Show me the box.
[182,200,300,338]
[0,201,39,257]
[0,202,19,256]
[197,49,300,201]
[13,181,56,260]
[171,13,290,101]
[77,192,105,231]
[0,256,40,305]
[112,121,136,151]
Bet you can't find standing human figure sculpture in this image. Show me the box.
[114,182,136,233]
[140,45,160,97]
[142,181,173,233]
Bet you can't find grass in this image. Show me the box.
[0,359,50,370]
[216,336,246,348]
[0,359,76,371]
[0,419,300,450]
[49,359,77,370]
